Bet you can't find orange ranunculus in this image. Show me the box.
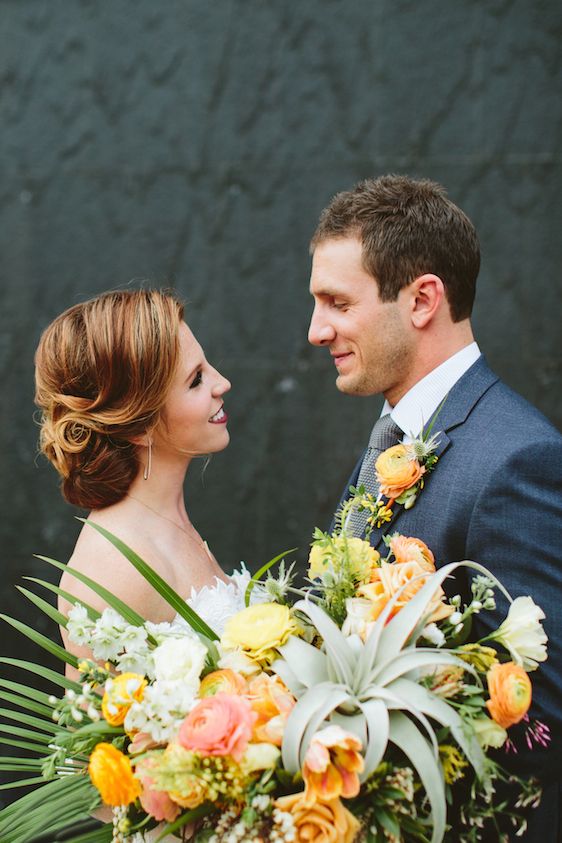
[178,692,256,762]
[274,792,360,843]
[388,535,435,572]
[89,742,141,806]
[375,445,425,500]
[199,668,248,698]
[135,756,181,823]
[486,662,532,729]
[101,673,147,727]
[359,560,453,624]
[246,673,296,745]
[302,725,364,803]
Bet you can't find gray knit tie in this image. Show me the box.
[346,414,403,537]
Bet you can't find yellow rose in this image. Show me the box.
[222,603,300,665]
[89,742,141,806]
[388,535,435,572]
[308,536,380,584]
[274,792,360,843]
[375,444,425,500]
[486,662,532,729]
[101,673,147,727]
[359,560,453,624]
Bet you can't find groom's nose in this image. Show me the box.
[308,307,336,346]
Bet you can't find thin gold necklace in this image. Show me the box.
[125,493,210,554]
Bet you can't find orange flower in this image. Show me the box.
[486,662,532,729]
[178,693,256,762]
[388,535,435,572]
[274,792,360,843]
[359,560,453,624]
[302,725,364,803]
[101,673,147,727]
[246,673,296,745]
[375,445,425,500]
[199,668,248,698]
[89,742,141,806]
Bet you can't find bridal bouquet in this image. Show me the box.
[0,514,549,843]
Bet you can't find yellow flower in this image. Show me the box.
[308,536,380,584]
[302,725,364,804]
[486,662,532,729]
[439,744,468,784]
[359,560,453,624]
[472,716,508,749]
[457,643,499,673]
[274,792,360,843]
[222,603,300,665]
[89,742,141,806]
[375,444,425,501]
[101,673,147,727]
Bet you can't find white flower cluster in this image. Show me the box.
[67,604,209,742]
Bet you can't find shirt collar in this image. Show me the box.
[381,342,481,441]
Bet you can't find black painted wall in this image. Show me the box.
[1,0,561,798]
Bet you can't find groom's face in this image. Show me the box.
[308,236,415,402]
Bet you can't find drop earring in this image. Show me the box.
[143,440,152,480]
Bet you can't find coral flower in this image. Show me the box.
[101,673,147,727]
[274,791,360,843]
[302,725,364,804]
[246,673,296,745]
[359,560,453,624]
[135,756,181,823]
[89,742,141,806]
[375,444,425,500]
[178,692,256,762]
[486,662,532,729]
[199,668,248,698]
[388,535,435,572]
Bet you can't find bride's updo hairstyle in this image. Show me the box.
[35,289,184,509]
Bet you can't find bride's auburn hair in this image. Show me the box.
[35,288,184,509]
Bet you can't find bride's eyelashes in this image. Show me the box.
[189,370,203,389]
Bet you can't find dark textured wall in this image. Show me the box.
[1,0,561,796]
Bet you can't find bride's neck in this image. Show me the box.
[126,459,191,522]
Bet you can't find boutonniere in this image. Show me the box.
[349,415,443,536]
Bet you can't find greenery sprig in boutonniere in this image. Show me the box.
[348,403,444,535]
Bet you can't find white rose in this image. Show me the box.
[152,635,207,687]
[341,597,374,640]
[241,742,280,773]
[492,596,548,671]
[472,716,508,749]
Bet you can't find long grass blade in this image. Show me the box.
[80,520,218,641]
[0,737,52,754]
[0,617,77,668]
[0,678,55,706]
[0,658,81,693]
[16,586,67,628]
[0,689,54,718]
[23,577,102,621]
[0,707,60,735]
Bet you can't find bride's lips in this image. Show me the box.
[209,404,228,424]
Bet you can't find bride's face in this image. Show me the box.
[155,322,231,458]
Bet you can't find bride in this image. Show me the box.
[34,288,238,840]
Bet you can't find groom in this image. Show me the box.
[307,175,562,841]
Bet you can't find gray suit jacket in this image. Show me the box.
[338,357,562,841]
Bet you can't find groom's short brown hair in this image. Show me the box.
[310,174,480,322]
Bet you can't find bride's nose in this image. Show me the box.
[212,371,231,396]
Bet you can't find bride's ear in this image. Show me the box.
[129,432,153,447]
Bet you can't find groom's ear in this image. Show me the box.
[409,274,445,329]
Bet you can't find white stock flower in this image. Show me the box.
[120,625,148,653]
[152,635,207,688]
[66,604,95,645]
[90,608,129,660]
[493,596,548,671]
[124,681,195,743]
[115,648,153,676]
[217,643,261,676]
[421,623,445,648]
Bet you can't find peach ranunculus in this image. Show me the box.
[89,742,141,806]
[375,444,425,500]
[178,692,256,762]
[274,791,360,843]
[486,662,532,729]
[246,673,296,745]
[388,534,435,572]
[302,725,364,803]
[359,560,453,624]
[135,756,181,823]
[199,668,248,698]
[101,673,147,727]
